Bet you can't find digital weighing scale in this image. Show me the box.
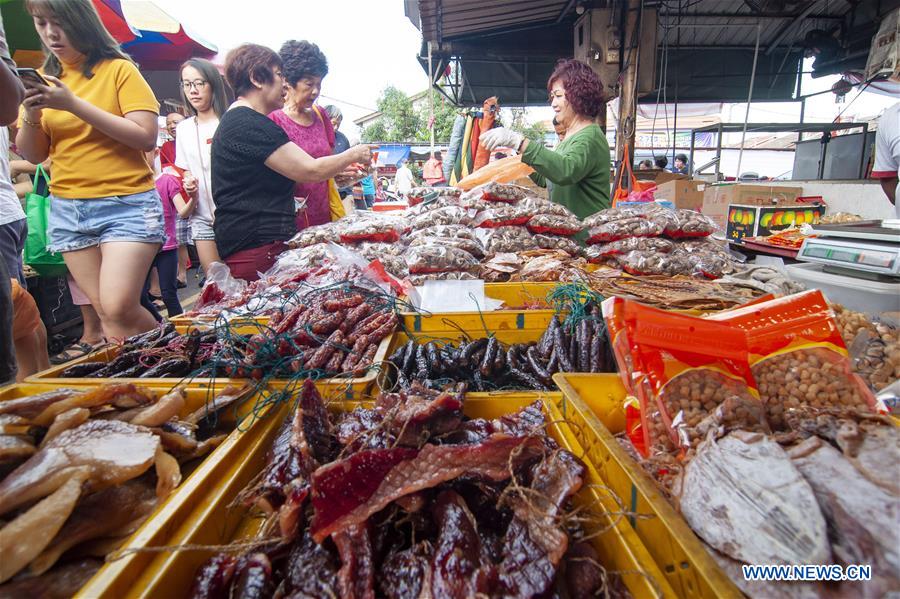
[797,220,900,279]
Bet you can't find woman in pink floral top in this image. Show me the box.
[268,40,335,230]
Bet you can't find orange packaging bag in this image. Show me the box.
[602,297,647,455]
[622,300,766,459]
[455,155,535,190]
[707,290,880,430]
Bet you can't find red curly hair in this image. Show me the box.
[547,59,605,119]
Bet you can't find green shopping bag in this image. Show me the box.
[23,165,67,277]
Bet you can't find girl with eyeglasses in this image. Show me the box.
[174,58,229,273]
[16,0,164,339]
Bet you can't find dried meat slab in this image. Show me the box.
[376,387,464,447]
[680,431,830,565]
[430,490,497,597]
[497,449,585,597]
[334,523,376,599]
[310,434,544,542]
[789,436,900,585]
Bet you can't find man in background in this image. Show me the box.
[672,153,689,174]
[394,158,416,195]
[654,155,668,170]
[873,102,899,216]
[422,150,445,186]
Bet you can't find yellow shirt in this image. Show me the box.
[23,58,158,199]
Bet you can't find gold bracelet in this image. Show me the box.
[21,115,41,128]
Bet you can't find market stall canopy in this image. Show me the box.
[1,0,216,69]
[374,144,412,168]
[406,0,896,106]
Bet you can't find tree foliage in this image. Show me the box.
[507,107,549,143]
[361,86,459,143]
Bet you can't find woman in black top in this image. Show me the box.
[211,44,373,281]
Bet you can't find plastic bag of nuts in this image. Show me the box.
[707,290,880,430]
[526,213,585,236]
[460,182,529,204]
[473,204,535,228]
[288,221,341,248]
[615,250,694,276]
[661,209,718,238]
[588,237,676,258]
[410,205,474,230]
[406,224,479,243]
[405,244,481,274]
[586,217,665,243]
[339,217,404,244]
[406,186,462,206]
[408,235,486,259]
[519,196,578,218]
[474,226,534,255]
[614,298,765,458]
[533,234,582,256]
[408,270,478,285]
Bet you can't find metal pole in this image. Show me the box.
[735,23,761,180]
[428,42,435,156]
[615,0,640,180]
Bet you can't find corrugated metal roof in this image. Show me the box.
[418,0,572,42]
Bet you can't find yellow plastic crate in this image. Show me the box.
[169,315,270,330]
[26,334,395,399]
[1,383,280,597]
[551,374,742,598]
[401,281,561,333]
[78,393,677,598]
[554,372,627,434]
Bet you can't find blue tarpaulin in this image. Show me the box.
[374,144,412,168]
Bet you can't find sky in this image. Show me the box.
[151,0,430,140]
[149,0,897,144]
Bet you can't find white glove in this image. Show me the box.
[479,127,523,151]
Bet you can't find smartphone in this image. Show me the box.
[16,68,49,88]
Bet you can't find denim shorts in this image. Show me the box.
[190,217,215,241]
[48,190,165,253]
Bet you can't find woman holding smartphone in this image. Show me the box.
[16,0,162,339]
[175,58,229,273]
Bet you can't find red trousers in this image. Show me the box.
[224,241,287,282]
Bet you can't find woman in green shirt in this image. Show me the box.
[480,59,610,219]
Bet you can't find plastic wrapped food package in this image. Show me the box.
[408,235,486,259]
[527,213,585,236]
[349,242,405,260]
[533,234,582,256]
[662,209,718,238]
[586,217,665,244]
[475,226,534,254]
[338,217,404,244]
[406,224,478,242]
[590,237,676,257]
[408,270,478,285]
[472,204,534,228]
[410,205,474,230]
[606,297,765,458]
[406,186,462,206]
[677,250,735,279]
[460,181,530,204]
[288,221,341,248]
[519,196,578,218]
[405,244,481,274]
[707,291,880,431]
[616,250,694,276]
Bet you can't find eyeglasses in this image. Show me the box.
[548,90,565,103]
[181,80,208,91]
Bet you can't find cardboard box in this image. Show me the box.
[701,184,803,230]
[725,204,826,242]
[654,179,706,211]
